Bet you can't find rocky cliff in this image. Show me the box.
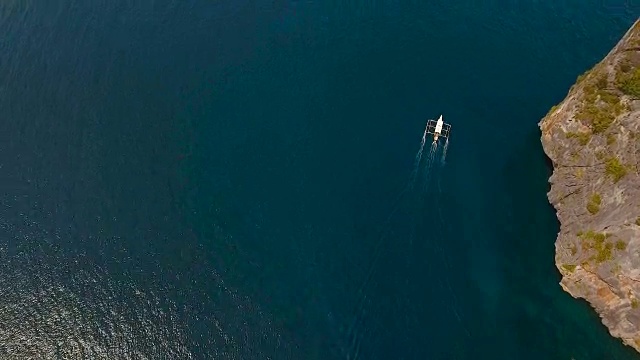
[540,18,640,352]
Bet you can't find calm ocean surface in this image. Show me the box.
[0,1,638,359]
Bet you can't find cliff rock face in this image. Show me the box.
[540,18,640,352]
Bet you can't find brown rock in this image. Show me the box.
[540,18,640,352]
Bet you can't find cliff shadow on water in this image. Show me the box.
[493,128,639,360]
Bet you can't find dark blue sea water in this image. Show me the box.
[0,1,639,359]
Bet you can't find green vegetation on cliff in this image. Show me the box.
[616,60,640,97]
[587,193,601,214]
[566,131,591,145]
[562,264,577,272]
[572,60,629,134]
[577,230,630,265]
[579,230,613,264]
[605,157,628,183]
[577,87,624,134]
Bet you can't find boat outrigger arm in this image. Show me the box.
[426,115,451,144]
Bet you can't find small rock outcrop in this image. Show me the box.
[540,18,640,352]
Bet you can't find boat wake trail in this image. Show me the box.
[343,129,449,360]
[408,123,429,189]
[441,138,449,165]
[422,141,439,192]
